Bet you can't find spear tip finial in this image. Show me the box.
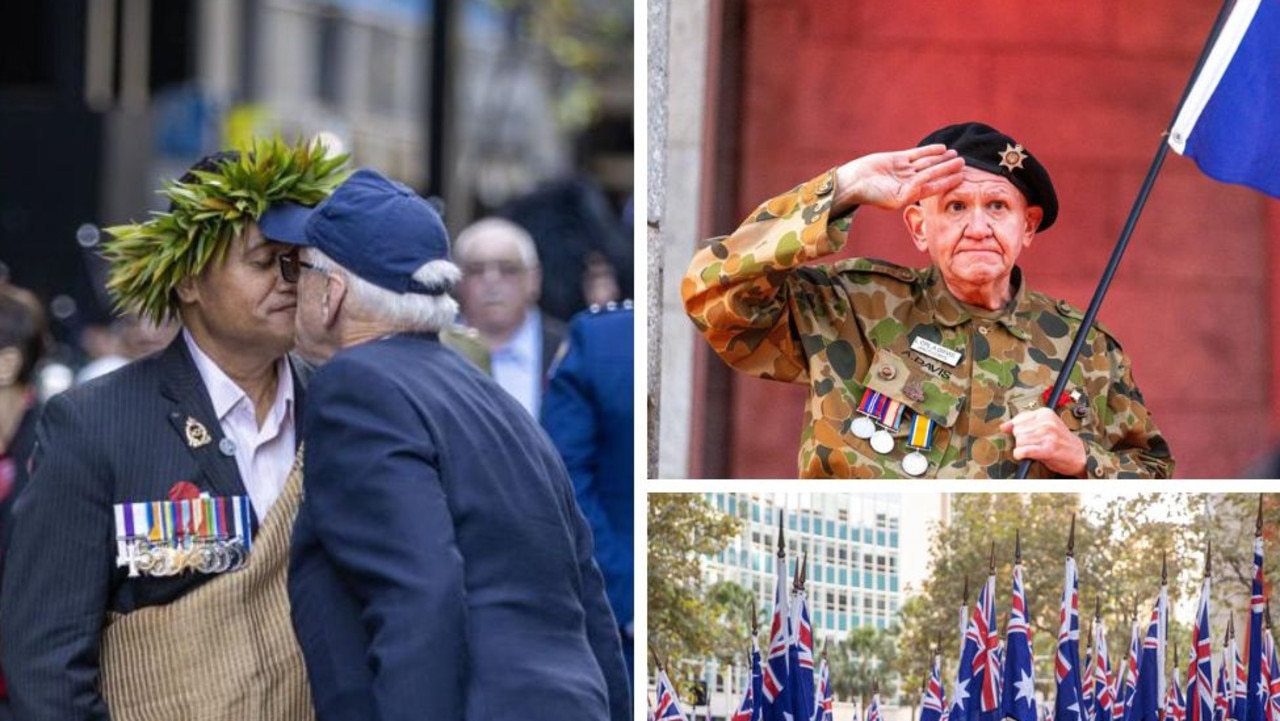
[1015,529,1022,564]
[1257,494,1265,535]
[1067,515,1076,557]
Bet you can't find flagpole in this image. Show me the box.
[1014,0,1241,479]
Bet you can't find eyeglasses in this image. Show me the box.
[460,260,530,279]
[278,252,322,283]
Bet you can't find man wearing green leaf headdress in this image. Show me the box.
[0,138,347,721]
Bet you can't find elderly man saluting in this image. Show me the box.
[683,122,1173,479]
[258,169,630,721]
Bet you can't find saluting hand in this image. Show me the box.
[1000,408,1088,478]
[832,144,966,214]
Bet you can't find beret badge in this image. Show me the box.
[998,143,1028,173]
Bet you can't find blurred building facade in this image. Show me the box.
[0,0,631,355]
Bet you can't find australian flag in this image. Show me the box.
[790,587,816,721]
[1261,629,1274,721]
[1189,575,1214,721]
[1119,618,1141,721]
[1217,638,1232,721]
[655,668,691,721]
[867,692,884,721]
[922,651,948,721]
[1056,555,1086,721]
[974,573,1001,721]
[813,658,833,721]
[763,544,792,721]
[1248,535,1267,721]
[1167,664,1186,721]
[1168,0,1280,198]
[1095,616,1116,721]
[753,635,764,721]
[1003,560,1038,721]
[1237,635,1248,721]
[1129,588,1169,721]
[733,673,756,721]
[954,593,981,721]
[1267,627,1280,721]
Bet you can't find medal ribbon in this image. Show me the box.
[906,412,936,451]
[857,388,906,431]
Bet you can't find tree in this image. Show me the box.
[827,623,901,706]
[897,494,1205,706]
[648,493,743,691]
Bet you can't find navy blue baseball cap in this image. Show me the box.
[918,122,1058,231]
[259,168,454,295]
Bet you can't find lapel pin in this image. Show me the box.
[184,417,212,449]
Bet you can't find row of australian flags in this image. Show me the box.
[652,500,1278,721]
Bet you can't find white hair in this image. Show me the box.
[453,217,540,269]
[306,248,460,333]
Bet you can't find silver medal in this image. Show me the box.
[902,451,929,476]
[851,416,876,439]
[870,429,895,454]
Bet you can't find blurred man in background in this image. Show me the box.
[454,218,564,416]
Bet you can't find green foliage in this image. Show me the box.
[648,494,743,692]
[101,136,350,323]
[827,623,901,705]
[897,494,1208,706]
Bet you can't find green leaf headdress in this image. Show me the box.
[102,136,350,323]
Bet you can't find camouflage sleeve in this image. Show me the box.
[681,169,856,383]
[1078,338,1175,479]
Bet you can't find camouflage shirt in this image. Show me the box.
[682,170,1174,479]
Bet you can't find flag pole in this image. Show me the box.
[1014,0,1241,479]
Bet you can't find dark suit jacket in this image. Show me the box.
[0,337,305,720]
[540,308,634,638]
[288,333,629,721]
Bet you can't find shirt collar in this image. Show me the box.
[182,329,295,423]
[492,309,540,361]
[922,265,1032,341]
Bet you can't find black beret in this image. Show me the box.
[918,122,1058,231]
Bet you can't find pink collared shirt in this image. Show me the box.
[183,330,296,521]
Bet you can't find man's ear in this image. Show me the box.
[903,204,930,253]
[322,273,348,328]
[174,275,199,305]
[1023,206,1044,248]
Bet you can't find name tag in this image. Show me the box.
[910,336,962,367]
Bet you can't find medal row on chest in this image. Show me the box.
[112,496,254,578]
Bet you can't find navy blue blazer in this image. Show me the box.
[540,307,634,638]
[0,337,305,720]
[289,333,630,721]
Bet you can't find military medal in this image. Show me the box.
[870,429,895,454]
[112,493,252,577]
[901,412,937,477]
[852,388,885,439]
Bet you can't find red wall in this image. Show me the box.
[699,0,1280,478]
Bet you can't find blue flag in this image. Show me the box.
[753,636,764,721]
[655,668,692,721]
[1168,0,1280,199]
[1002,562,1038,721]
[923,652,948,721]
[762,544,791,721]
[953,597,980,721]
[814,658,833,721]
[1094,615,1115,721]
[1248,535,1267,721]
[789,587,815,721]
[1056,555,1085,721]
[974,573,1000,721]
[1129,588,1169,721]
[1189,576,1214,721]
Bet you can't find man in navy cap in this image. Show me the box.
[683,122,1173,479]
[258,168,630,721]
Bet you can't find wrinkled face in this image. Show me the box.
[181,223,297,360]
[290,249,337,365]
[906,167,1043,293]
[455,231,540,338]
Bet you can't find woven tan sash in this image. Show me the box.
[100,458,314,721]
